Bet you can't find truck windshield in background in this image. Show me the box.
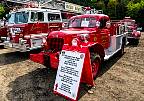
[68,17,97,28]
[30,12,44,22]
[30,12,61,22]
[8,12,29,24]
[125,20,135,26]
[48,13,61,22]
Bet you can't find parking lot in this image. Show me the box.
[0,33,144,101]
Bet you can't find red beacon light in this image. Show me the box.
[83,7,93,14]
[84,7,92,10]
[83,7,103,14]
[24,2,38,8]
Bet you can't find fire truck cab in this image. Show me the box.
[30,13,125,80]
[5,7,62,52]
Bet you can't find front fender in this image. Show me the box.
[132,30,141,38]
[81,42,105,59]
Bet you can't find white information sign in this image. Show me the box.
[54,50,85,100]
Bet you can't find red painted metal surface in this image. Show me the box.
[0,27,7,37]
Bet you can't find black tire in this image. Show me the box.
[119,43,124,56]
[90,52,101,80]
[43,54,51,68]
[133,39,139,45]
[119,38,125,55]
[128,38,139,45]
[0,45,4,49]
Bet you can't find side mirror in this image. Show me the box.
[62,22,68,29]
[6,14,11,20]
[0,21,3,27]
[106,22,111,29]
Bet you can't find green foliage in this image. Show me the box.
[91,0,97,2]
[127,0,144,18]
[95,0,105,10]
[0,3,5,19]
[116,0,129,19]
[107,0,118,19]
[64,0,143,21]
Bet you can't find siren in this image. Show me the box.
[83,7,92,14]
[24,2,38,8]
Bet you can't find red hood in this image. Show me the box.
[48,28,96,38]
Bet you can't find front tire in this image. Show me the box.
[90,53,101,80]
[119,44,124,55]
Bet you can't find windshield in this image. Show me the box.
[68,17,97,28]
[126,20,135,26]
[8,12,29,24]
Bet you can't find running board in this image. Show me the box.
[104,48,121,61]
[0,43,4,46]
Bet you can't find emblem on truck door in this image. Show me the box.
[94,36,97,42]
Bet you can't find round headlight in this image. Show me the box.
[42,38,46,44]
[79,34,89,42]
[72,38,78,46]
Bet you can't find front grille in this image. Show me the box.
[128,29,133,32]
[47,38,64,52]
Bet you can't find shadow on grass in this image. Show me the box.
[0,51,29,66]
[0,48,42,66]
[6,68,65,101]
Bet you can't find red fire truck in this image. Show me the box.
[122,17,141,44]
[4,7,62,52]
[30,13,126,82]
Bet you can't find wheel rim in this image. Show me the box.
[92,58,100,78]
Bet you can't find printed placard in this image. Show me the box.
[54,50,85,100]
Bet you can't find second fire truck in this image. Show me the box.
[122,17,141,44]
[4,7,63,51]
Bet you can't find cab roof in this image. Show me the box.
[10,8,61,13]
[70,14,109,20]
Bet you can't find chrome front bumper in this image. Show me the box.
[4,41,42,52]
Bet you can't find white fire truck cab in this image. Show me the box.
[5,7,62,52]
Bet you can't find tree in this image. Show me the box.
[95,0,105,10]
[0,3,5,19]
[116,0,129,19]
[127,0,144,18]
[107,0,118,19]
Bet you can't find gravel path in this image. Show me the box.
[0,33,144,101]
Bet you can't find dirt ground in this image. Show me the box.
[0,33,144,101]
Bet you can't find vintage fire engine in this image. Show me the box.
[4,7,62,51]
[122,17,141,44]
[30,13,126,83]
